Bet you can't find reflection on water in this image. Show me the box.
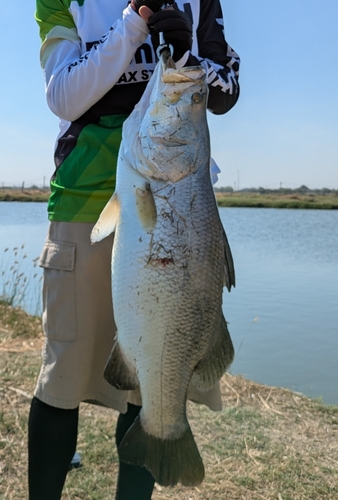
[0,202,337,405]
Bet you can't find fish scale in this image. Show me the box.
[91,55,235,487]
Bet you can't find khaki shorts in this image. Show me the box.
[34,221,222,412]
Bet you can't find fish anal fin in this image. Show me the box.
[90,192,120,243]
[104,341,139,390]
[135,183,157,232]
[191,314,234,391]
[118,415,204,487]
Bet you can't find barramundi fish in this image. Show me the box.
[91,51,235,487]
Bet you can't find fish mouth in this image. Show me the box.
[162,67,206,84]
[160,67,207,99]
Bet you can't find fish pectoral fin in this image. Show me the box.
[191,314,234,391]
[104,341,139,390]
[118,415,204,487]
[90,192,120,244]
[135,183,157,232]
[222,226,236,292]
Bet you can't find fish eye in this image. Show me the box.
[191,93,202,104]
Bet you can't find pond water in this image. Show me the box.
[0,202,337,405]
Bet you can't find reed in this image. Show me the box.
[0,246,42,315]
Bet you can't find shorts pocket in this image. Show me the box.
[39,239,77,342]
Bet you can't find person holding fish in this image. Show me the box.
[28,0,240,499]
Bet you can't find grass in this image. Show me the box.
[1,303,338,499]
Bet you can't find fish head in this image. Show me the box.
[138,65,209,183]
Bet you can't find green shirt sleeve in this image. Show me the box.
[35,0,76,43]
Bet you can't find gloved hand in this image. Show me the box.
[148,9,192,62]
[131,0,174,15]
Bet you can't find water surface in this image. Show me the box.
[219,208,338,405]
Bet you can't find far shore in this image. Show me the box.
[1,188,338,209]
[0,189,50,203]
[215,191,338,210]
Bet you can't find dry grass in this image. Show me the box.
[1,303,338,499]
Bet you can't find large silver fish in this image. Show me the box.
[91,52,235,487]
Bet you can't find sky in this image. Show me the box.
[0,1,337,190]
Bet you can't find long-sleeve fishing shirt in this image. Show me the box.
[36,0,240,222]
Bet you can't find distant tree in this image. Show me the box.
[215,186,234,193]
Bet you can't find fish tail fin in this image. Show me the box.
[118,415,204,487]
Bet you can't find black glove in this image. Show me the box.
[132,0,174,15]
[148,9,192,62]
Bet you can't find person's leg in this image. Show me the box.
[28,396,79,500]
[115,403,155,500]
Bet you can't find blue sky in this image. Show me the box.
[0,1,337,189]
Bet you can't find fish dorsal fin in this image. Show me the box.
[222,226,236,291]
[90,192,120,243]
